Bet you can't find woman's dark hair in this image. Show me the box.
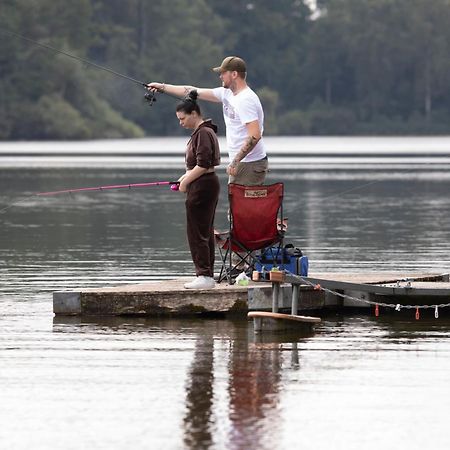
[176,89,201,115]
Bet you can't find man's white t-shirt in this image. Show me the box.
[212,86,266,163]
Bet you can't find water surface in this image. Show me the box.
[1,138,450,449]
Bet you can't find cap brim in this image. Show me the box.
[212,66,222,73]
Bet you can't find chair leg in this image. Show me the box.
[228,240,233,284]
[216,243,230,283]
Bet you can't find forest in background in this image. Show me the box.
[2,0,450,140]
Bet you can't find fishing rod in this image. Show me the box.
[0,180,180,215]
[36,180,180,196]
[2,29,180,105]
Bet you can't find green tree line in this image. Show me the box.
[1,0,450,139]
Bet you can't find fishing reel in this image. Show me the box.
[144,89,157,106]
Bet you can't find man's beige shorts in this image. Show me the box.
[229,158,268,185]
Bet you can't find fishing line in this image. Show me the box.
[0,194,38,215]
[2,29,180,104]
[0,180,180,215]
[317,156,450,202]
[3,29,147,87]
[320,179,385,202]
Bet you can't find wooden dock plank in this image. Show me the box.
[248,311,321,323]
[293,273,450,297]
[305,272,448,284]
[248,311,321,332]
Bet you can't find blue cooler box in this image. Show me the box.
[255,246,309,276]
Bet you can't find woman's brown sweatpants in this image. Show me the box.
[186,173,220,278]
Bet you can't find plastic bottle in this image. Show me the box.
[236,271,250,286]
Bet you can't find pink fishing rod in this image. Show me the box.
[0,180,180,214]
[36,180,179,196]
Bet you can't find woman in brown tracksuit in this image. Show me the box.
[176,90,221,290]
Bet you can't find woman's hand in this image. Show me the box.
[179,179,189,193]
[177,173,187,192]
[178,166,207,192]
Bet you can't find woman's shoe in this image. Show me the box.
[184,276,216,290]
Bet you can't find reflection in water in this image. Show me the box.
[291,342,299,368]
[226,323,283,449]
[180,320,307,450]
[179,318,314,450]
[183,336,215,449]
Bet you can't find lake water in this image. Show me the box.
[1,137,450,449]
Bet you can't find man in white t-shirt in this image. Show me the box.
[147,56,268,185]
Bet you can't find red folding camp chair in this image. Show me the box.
[215,183,285,284]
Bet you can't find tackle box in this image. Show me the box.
[255,246,309,276]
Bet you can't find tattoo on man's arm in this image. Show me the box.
[231,135,259,167]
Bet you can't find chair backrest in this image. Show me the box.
[229,183,284,251]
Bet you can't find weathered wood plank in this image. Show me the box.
[248,311,321,332]
[248,311,321,323]
[289,274,450,297]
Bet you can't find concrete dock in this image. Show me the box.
[54,279,252,316]
[53,272,450,317]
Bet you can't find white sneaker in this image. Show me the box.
[184,276,216,290]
